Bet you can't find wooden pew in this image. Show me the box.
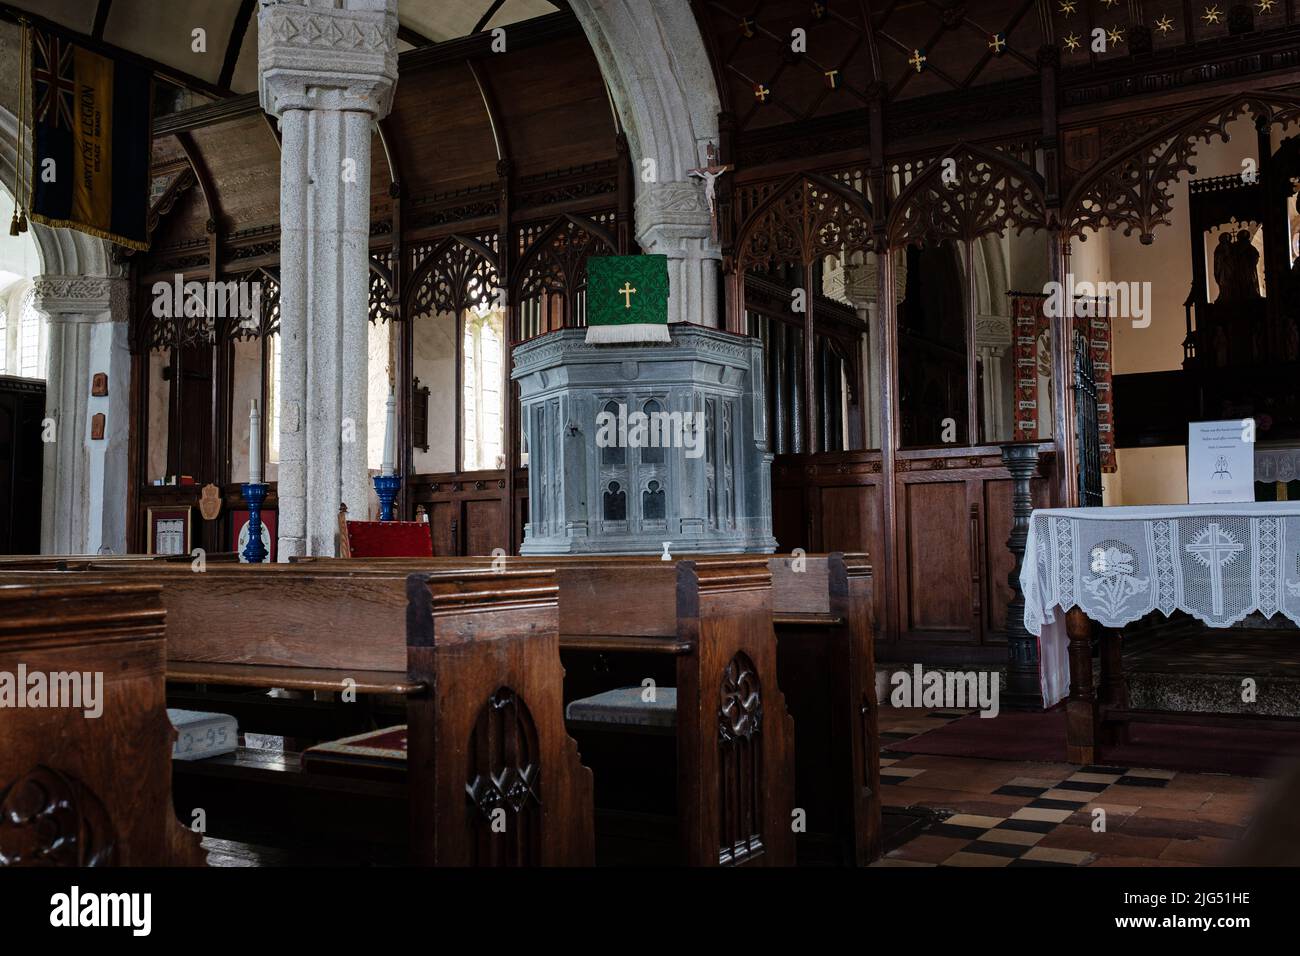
[0,581,205,866]
[289,551,882,864]
[0,564,595,866]
[57,558,802,866]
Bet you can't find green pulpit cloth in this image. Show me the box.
[585,255,671,344]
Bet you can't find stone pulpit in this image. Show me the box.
[512,325,776,555]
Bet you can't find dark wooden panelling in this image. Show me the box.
[982,474,1051,635]
[388,62,501,197]
[902,480,971,635]
[464,498,504,556]
[487,35,617,179]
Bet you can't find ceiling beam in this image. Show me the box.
[472,0,509,35]
[218,0,257,91]
[91,0,112,39]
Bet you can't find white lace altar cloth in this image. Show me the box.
[1021,502,1300,708]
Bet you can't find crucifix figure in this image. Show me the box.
[690,142,734,241]
[1185,522,1244,618]
[619,282,637,308]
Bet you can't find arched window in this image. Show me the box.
[462,308,504,471]
[17,286,44,380]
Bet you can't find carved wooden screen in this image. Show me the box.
[888,144,1047,448]
[512,213,618,341]
[404,235,501,320]
[734,173,873,454]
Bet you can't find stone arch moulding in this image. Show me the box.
[1063,90,1300,245]
[886,142,1048,250]
[403,235,501,320]
[733,172,875,274]
[568,0,720,191]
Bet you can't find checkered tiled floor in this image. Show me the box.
[873,708,1263,868]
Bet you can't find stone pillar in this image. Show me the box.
[636,180,721,326]
[258,0,398,558]
[844,254,906,450]
[33,275,130,555]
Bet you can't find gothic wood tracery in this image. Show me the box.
[734,172,874,273]
[887,143,1047,249]
[718,651,764,865]
[404,236,501,319]
[464,686,542,866]
[512,214,618,327]
[1064,92,1300,244]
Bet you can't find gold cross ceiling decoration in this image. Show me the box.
[909,48,927,73]
[988,33,1007,55]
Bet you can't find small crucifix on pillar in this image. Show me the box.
[689,142,734,242]
[619,282,638,308]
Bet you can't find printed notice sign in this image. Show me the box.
[1188,420,1255,504]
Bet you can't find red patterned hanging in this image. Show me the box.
[1006,292,1116,473]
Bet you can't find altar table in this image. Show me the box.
[1020,502,1300,762]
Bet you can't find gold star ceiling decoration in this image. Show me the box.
[1059,1,1077,16]
[1155,16,1175,34]
[1063,33,1081,52]
[1203,5,1223,24]
[1106,25,1125,46]
[1257,0,1276,12]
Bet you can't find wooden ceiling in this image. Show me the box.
[692,0,1299,133]
[144,17,617,266]
[1,0,564,97]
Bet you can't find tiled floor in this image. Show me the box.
[873,707,1266,867]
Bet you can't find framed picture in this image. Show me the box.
[146,507,192,556]
[231,508,277,563]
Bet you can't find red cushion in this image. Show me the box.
[345,520,433,558]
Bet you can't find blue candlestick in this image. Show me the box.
[374,473,402,521]
[241,482,269,563]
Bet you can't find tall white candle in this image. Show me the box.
[248,399,263,484]
[381,390,396,476]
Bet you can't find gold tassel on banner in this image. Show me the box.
[11,18,29,235]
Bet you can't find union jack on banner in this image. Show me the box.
[33,31,76,130]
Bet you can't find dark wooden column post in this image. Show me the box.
[999,439,1044,710]
[1065,606,1098,764]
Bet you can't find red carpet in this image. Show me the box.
[885,708,1300,777]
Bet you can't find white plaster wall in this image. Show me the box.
[230,338,261,483]
[411,310,456,474]
[146,350,169,483]
[366,318,394,473]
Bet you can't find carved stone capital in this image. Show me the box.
[636,181,719,257]
[258,0,399,119]
[31,275,126,319]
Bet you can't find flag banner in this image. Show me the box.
[29,28,152,250]
[585,254,671,344]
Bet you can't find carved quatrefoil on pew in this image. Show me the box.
[0,766,119,867]
[719,653,763,742]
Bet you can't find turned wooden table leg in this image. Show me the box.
[1065,607,1098,764]
[1098,627,1129,747]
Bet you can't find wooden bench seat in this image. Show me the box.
[0,565,595,866]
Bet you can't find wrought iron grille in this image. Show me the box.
[1073,328,1104,508]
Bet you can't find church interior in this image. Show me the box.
[4,0,1300,904]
